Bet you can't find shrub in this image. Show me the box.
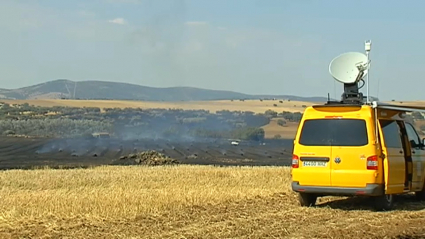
[277,119,286,126]
[0,119,113,138]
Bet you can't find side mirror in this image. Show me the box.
[422,138,425,147]
[410,139,418,148]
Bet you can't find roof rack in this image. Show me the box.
[372,101,425,113]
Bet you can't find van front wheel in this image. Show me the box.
[373,194,394,211]
[298,192,317,207]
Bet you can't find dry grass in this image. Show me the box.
[0,165,425,238]
[262,118,299,139]
[4,99,425,114]
[389,100,425,106]
[5,99,424,114]
[2,99,311,113]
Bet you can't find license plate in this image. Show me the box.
[302,161,327,167]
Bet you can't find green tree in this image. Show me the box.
[264,110,278,118]
[277,119,286,126]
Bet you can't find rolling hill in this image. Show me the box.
[0,79,330,102]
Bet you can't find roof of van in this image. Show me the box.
[303,101,425,121]
[314,101,425,113]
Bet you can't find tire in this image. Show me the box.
[298,192,317,207]
[373,194,394,211]
[415,184,425,201]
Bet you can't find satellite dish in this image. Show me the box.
[329,52,369,84]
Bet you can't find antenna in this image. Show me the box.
[329,51,370,104]
[365,40,371,103]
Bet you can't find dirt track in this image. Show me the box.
[0,136,293,169]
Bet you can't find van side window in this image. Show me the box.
[405,123,421,148]
[380,120,402,148]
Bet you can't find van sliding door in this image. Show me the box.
[404,122,424,190]
[379,120,406,194]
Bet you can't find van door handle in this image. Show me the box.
[413,151,416,154]
[399,150,403,154]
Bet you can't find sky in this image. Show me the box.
[1,0,425,101]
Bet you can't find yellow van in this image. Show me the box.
[291,102,425,211]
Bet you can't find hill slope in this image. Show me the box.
[0,79,329,102]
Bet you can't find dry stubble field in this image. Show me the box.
[4,99,425,113]
[2,99,425,238]
[1,165,425,239]
[1,99,313,114]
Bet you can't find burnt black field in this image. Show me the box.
[0,136,293,170]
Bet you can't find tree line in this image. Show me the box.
[0,103,305,140]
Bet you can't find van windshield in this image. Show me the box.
[299,119,368,146]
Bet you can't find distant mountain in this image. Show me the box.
[0,79,330,102]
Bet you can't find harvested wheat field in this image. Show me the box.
[0,165,424,239]
[4,99,424,114]
[262,119,299,139]
[2,99,311,113]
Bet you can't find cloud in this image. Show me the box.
[108,18,127,25]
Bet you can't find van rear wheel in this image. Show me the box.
[298,192,317,207]
[415,186,425,201]
[373,194,394,211]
